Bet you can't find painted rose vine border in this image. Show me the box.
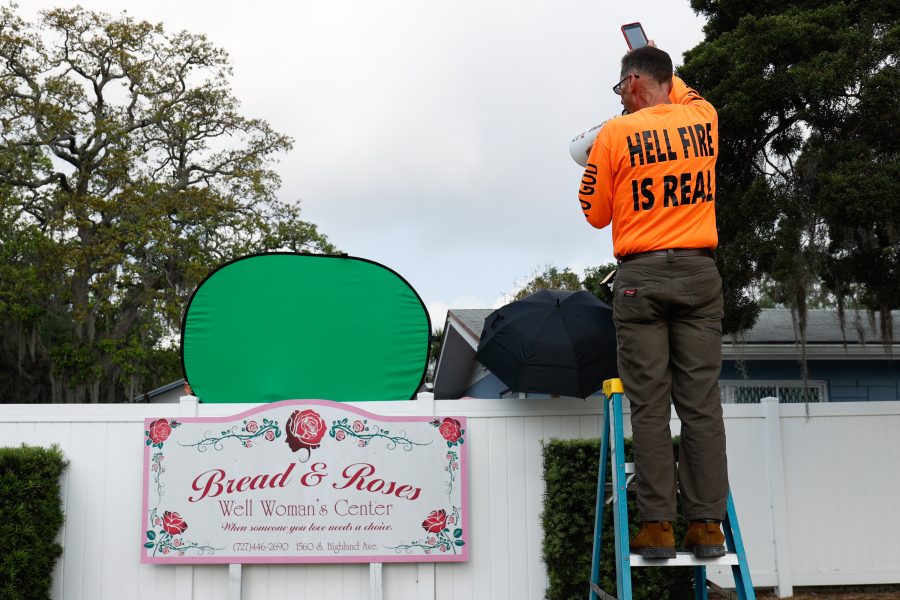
[142,404,467,561]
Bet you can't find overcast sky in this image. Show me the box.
[22,0,707,329]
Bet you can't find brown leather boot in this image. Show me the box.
[629,521,676,559]
[682,520,726,558]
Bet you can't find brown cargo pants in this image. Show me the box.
[612,253,728,522]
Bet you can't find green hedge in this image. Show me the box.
[0,445,68,600]
[542,437,693,600]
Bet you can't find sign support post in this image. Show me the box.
[369,563,383,599]
[229,564,242,600]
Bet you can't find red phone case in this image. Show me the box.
[621,22,647,49]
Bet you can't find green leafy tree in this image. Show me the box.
[511,265,583,300]
[0,6,334,403]
[511,263,618,304]
[426,327,444,384]
[756,275,856,310]
[582,262,618,304]
[679,0,899,339]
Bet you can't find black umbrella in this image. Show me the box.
[475,289,617,398]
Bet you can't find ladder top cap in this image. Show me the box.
[603,378,624,396]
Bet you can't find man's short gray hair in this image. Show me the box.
[621,46,673,84]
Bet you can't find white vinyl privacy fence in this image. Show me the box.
[2,395,899,600]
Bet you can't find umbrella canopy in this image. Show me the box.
[475,289,617,398]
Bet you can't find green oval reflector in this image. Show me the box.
[181,254,430,403]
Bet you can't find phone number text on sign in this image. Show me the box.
[140,401,468,564]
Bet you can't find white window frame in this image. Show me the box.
[719,379,829,404]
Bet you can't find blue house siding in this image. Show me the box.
[438,309,899,402]
[465,374,508,398]
[460,360,900,401]
[721,359,899,402]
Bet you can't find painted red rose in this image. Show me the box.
[162,511,188,535]
[246,420,259,433]
[352,420,365,433]
[264,430,275,441]
[148,419,173,444]
[438,418,462,443]
[285,409,327,453]
[422,509,447,534]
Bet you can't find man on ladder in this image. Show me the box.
[577,41,727,560]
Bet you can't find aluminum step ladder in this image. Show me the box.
[589,378,756,600]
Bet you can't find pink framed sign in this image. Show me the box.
[140,400,468,564]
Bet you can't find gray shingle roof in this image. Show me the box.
[450,309,495,340]
[731,309,897,345]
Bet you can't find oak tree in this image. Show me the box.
[0,6,334,402]
[679,0,899,340]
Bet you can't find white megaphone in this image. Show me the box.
[569,114,623,167]
[569,123,603,167]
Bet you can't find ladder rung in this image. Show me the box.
[630,551,741,567]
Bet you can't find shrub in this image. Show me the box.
[542,437,693,600]
[0,445,68,600]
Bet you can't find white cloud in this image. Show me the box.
[425,291,510,332]
[22,0,706,313]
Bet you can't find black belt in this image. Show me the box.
[618,248,714,263]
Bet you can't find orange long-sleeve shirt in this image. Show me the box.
[578,76,718,258]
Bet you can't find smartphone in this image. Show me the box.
[621,22,648,50]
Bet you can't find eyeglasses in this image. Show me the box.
[613,73,639,95]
